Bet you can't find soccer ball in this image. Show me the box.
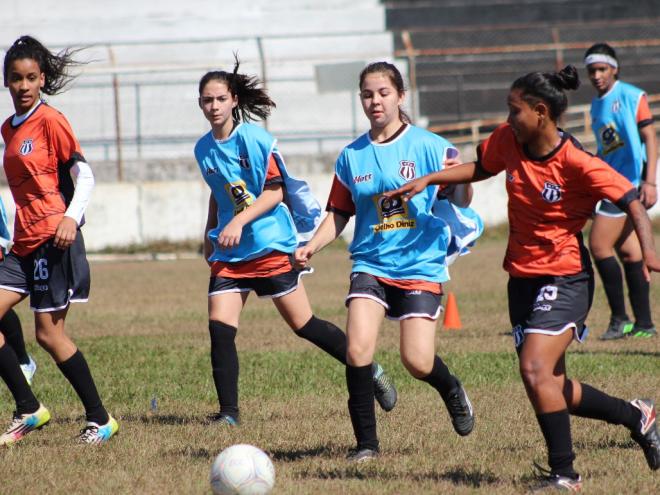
[210,444,275,495]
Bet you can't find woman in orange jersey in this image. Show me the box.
[0,36,118,445]
[388,65,660,490]
[194,60,396,427]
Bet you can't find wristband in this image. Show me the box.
[642,181,657,187]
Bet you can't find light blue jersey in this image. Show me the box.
[194,123,320,263]
[334,125,483,282]
[0,197,10,254]
[590,81,647,185]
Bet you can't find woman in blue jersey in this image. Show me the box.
[0,197,36,386]
[194,59,397,426]
[296,62,483,462]
[585,43,657,340]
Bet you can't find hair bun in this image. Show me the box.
[554,65,580,91]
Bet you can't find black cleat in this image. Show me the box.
[599,317,633,340]
[630,399,660,470]
[206,412,239,426]
[442,378,475,436]
[372,362,397,412]
[531,463,582,492]
[346,447,379,463]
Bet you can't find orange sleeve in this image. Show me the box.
[636,95,653,123]
[326,175,355,216]
[477,125,508,175]
[46,112,82,164]
[265,154,282,181]
[581,155,635,203]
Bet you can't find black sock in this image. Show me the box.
[0,310,29,365]
[346,364,378,451]
[536,410,577,478]
[0,343,39,415]
[420,355,458,399]
[594,257,628,320]
[623,261,653,328]
[209,320,239,419]
[295,316,347,364]
[57,350,108,425]
[572,383,640,430]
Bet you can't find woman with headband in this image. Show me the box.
[584,43,657,340]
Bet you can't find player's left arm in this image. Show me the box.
[442,149,473,207]
[217,183,284,249]
[54,159,94,249]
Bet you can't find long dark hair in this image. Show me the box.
[358,61,411,124]
[511,65,580,122]
[3,35,82,94]
[198,55,275,122]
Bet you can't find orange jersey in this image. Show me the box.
[1,103,82,256]
[478,124,636,277]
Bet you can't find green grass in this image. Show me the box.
[0,240,658,494]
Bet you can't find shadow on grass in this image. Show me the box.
[571,349,660,358]
[302,466,500,487]
[271,446,332,461]
[116,413,202,425]
[574,438,637,451]
[169,445,213,460]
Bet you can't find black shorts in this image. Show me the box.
[346,272,442,321]
[595,198,626,218]
[508,270,594,348]
[208,266,312,298]
[0,232,90,312]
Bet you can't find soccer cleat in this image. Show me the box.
[531,463,582,492]
[598,318,633,340]
[207,412,239,426]
[442,378,474,436]
[346,447,379,463]
[19,355,37,386]
[630,399,660,470]
[0,404,50,446]
[629,326,656,338]
[77,416,119,444]
[372,362,397,412]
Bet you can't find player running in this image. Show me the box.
[296,61,483,462]
[387,65,660,490]
[194,58,397,427]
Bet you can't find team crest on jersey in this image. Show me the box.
[225,180,254,215]
[238,155,251,170]
[372,194,415,233]
[612,99,621,113]
[19,138,33,156]
[399,160,416,181]
[541,182,562,203]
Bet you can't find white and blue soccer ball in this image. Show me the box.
[210,444,275,495]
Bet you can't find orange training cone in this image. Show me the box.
[443,291,462,330]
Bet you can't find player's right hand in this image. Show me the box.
[383,176,429,202]
[294,246,314,269]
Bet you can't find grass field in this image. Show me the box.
[0,236,658,494]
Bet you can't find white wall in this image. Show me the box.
[5,174,658,251]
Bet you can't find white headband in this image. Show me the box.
[584,54,618,68]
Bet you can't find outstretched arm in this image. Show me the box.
[385,161,490,201]
[294,211,349,268]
